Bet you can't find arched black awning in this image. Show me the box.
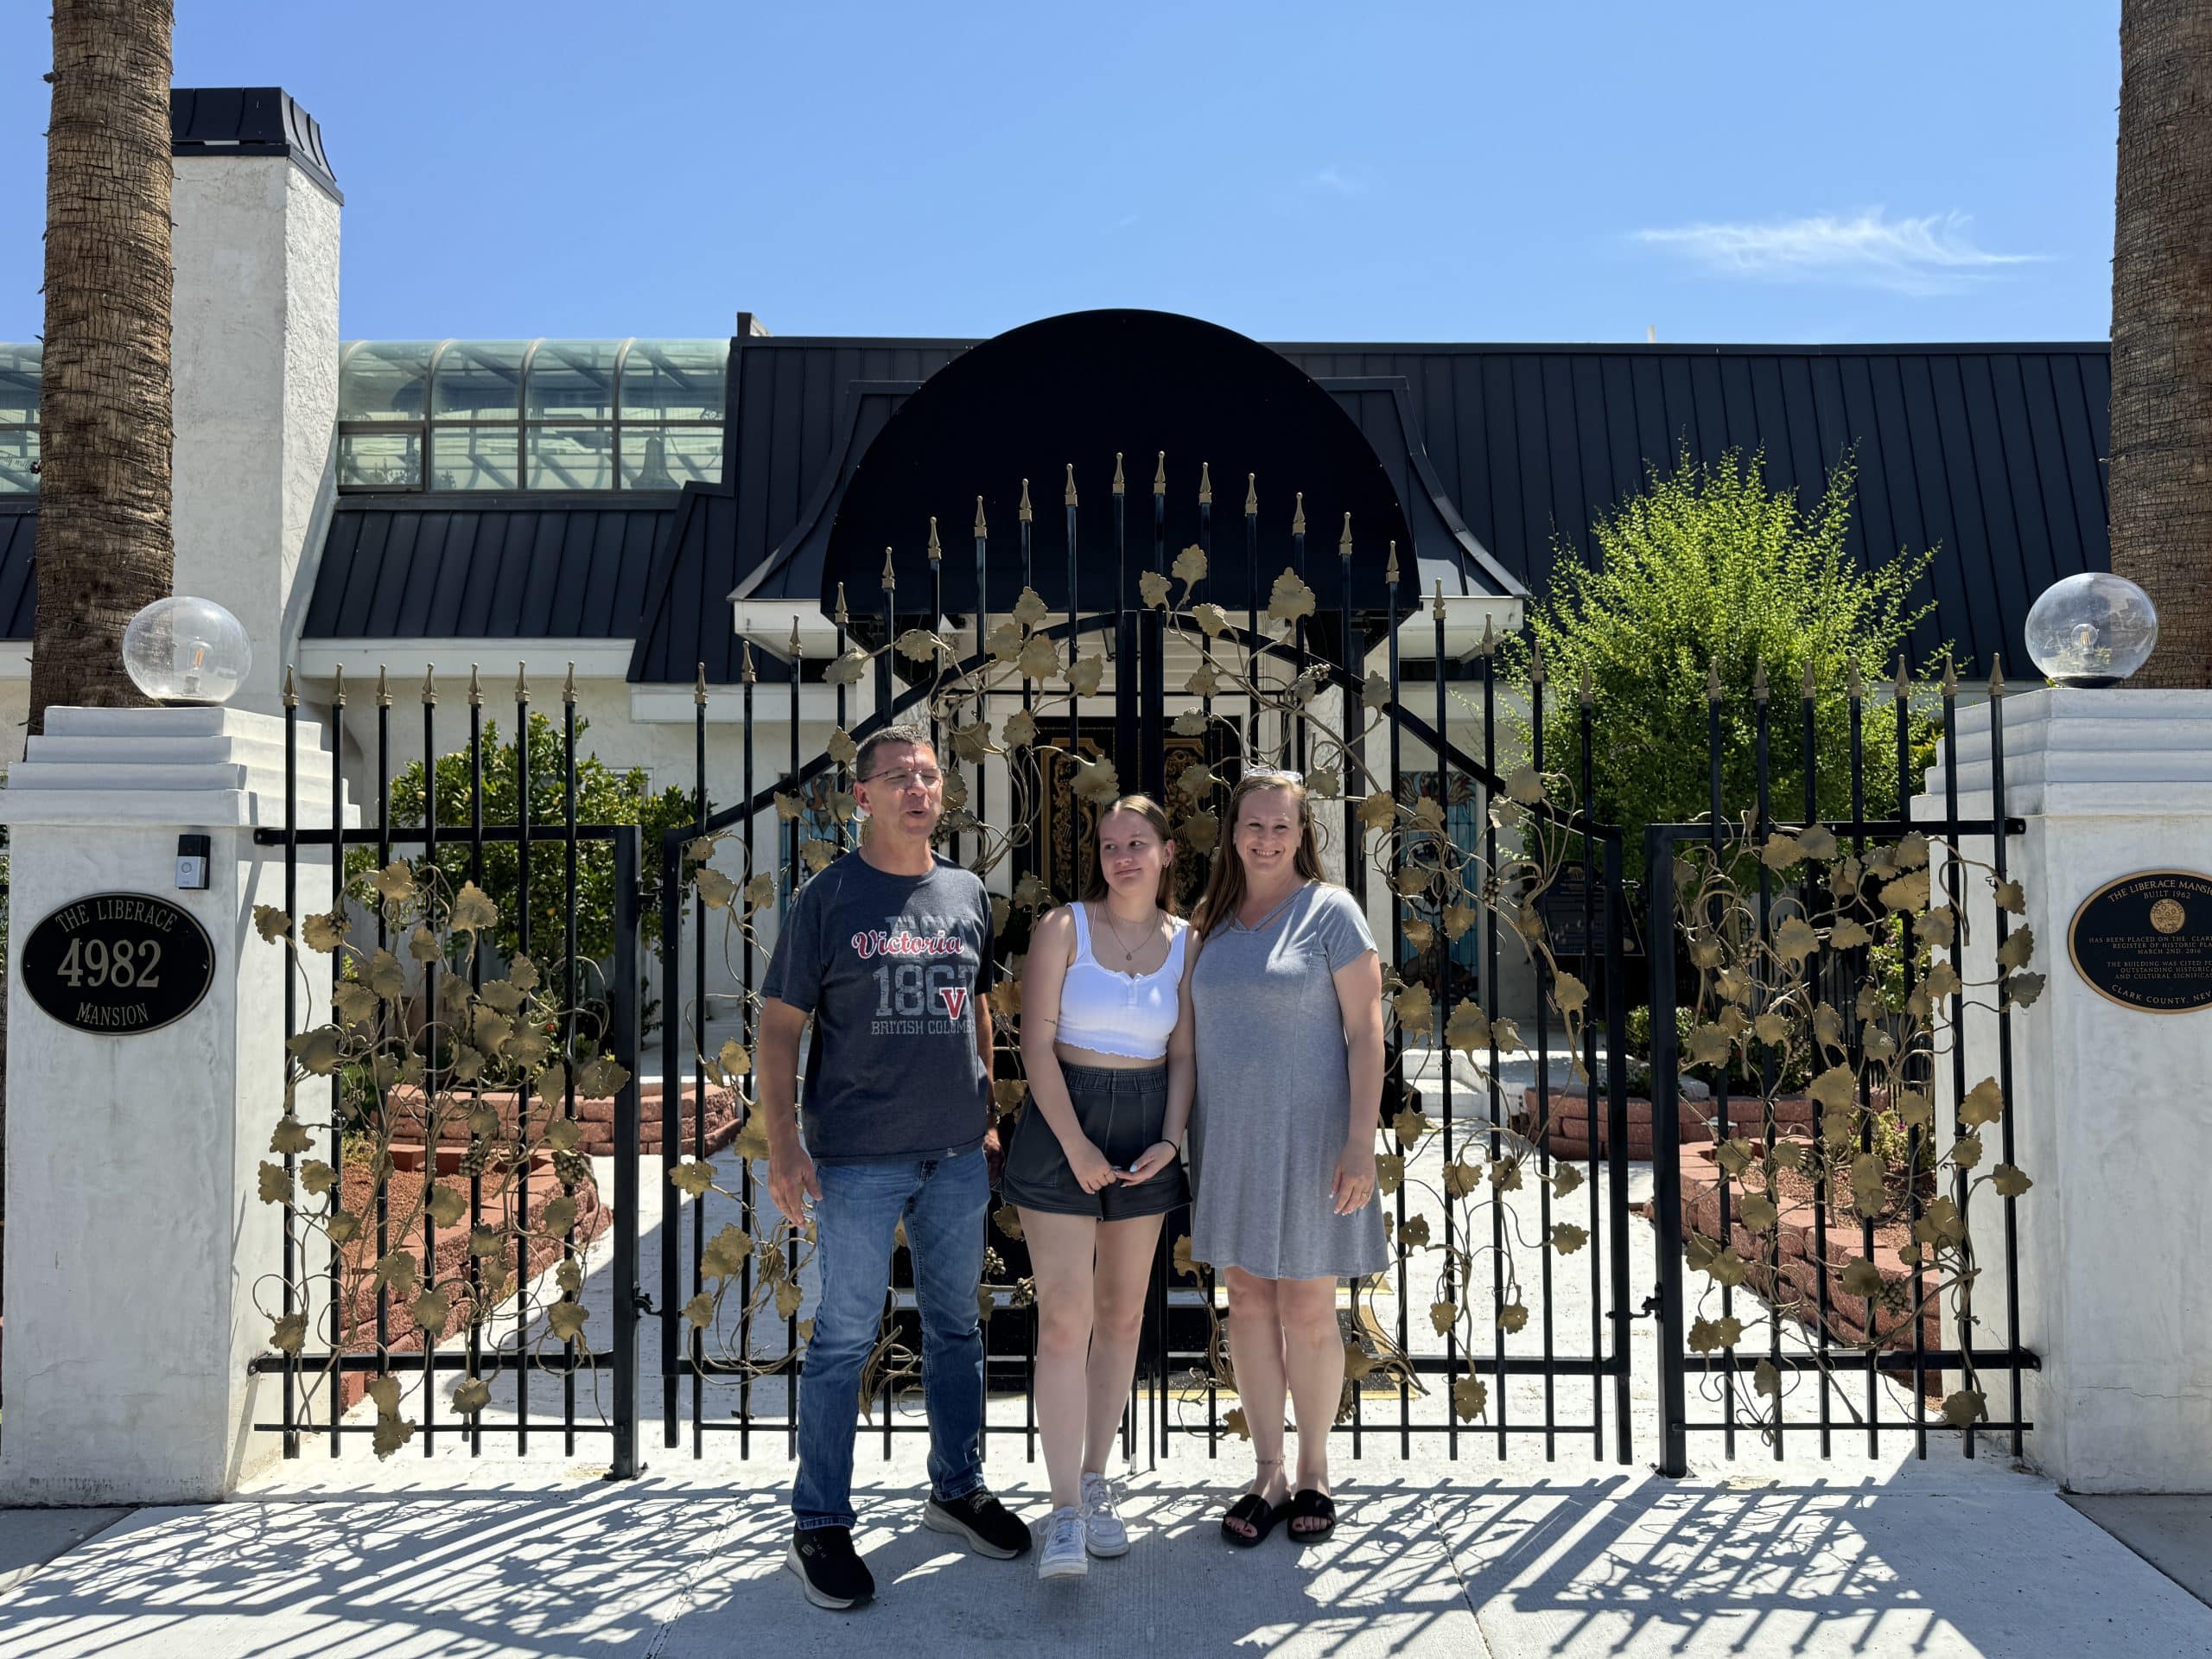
[731,308,1519,630]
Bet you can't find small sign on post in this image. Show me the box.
[2068,869,2212,1015]
[20,891,218,1035]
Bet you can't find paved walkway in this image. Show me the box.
[4,1443,2209,1656]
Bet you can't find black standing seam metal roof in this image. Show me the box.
[8,335,2111,676]
[626,337,967,683]
[303,498,673,640]
[625,334,2110,683]
[1273,342,2112,677]
[0,505,35,639]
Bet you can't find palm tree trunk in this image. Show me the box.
[28,0,176,739]
[2109,0,2212,688]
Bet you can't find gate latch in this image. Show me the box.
[633,1289,660,1317]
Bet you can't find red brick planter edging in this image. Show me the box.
[1676,1140,1940,1357]
[327,1147,611,1413]
[381,1080,741,1156]
[1515,1087,1816,1161]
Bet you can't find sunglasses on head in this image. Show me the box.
[1241,766,1304,785]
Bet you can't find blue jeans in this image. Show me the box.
[792,1148,989,1530]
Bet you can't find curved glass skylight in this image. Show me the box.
[0,342,39,495]
[338,337,726,493]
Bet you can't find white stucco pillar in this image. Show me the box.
[170,131,341,717]
[1922,687,2212,1491]
[0,706,345,1503]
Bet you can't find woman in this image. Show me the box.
[1000,794,1194,1580]
[1185,768,1385,1548]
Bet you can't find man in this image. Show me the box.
[760,723,1031,1611]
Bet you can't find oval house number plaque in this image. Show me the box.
[2068,870,2212,1015]
[22,892,217,1035]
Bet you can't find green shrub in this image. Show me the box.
[1504,448,1941,874]
[347,714,698,1015]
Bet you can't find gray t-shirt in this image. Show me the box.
[761,851,995,1165]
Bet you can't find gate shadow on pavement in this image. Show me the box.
[8,1457,2208,1658]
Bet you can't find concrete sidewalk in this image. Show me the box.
[3,1442,2209,1657]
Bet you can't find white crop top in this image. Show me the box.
[1052,904,1188,1060]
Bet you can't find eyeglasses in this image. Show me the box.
[1241,766,1304,785]
[861,767,944,791]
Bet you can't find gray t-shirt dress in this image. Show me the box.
[1188,881,1389,1281]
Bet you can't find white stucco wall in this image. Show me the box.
[171,156,340,717]
[1925,688,2212,1492]
[0,708,341,1502]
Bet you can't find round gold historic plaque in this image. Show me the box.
[2068,870,2212,1014]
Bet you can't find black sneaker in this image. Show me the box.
[922,1487,1033,1559]
[786,1526,875,1610]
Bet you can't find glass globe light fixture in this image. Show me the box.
[2023,572,2158,688]
[121,595,252,706]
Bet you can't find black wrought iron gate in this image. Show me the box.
[252,458,2038,1482]
[639,459,1645,1471]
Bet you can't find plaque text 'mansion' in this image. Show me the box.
[2067,870,2212,1015]
[20,892,218,1035]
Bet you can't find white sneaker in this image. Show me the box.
[1080,1472,1129,1557]
[1037,1505,1089,1580]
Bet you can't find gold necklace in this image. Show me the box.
[1096,904,1155,964]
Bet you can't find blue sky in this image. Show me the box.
[0,1,2120,346]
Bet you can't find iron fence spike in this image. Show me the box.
[1385,541,1400,585]
[927,517,942,562]
[1244,472,1258,516]
[741,639,756,683]
[283,664,297,708]
[881,546,897,590]
[563,661,576,704]
[423,666,437,706]
[1847,658,1862,699]
[974,495,988,536]
[1154,450,1166,497]
[1989,654,2005,696]
[331,663,346,707]
[377,666,391,708]
[1580,662,1595,708]
[1019,477,1033,521]
[1065,463,1079,507]
[1292,492,1306,535]
[1481,613,1495,656]
[1530,635,1547,684]
[469,664,482,706]
[1707,658,1722,702]
[834,582,849,626]
[1802,658,1816,700]
[696,662,709,706]
[1198,461,1211,504]
[1753,658,1768,701]
[1896,652,1911,700]
[515,663,528,702]
[1942,651,1958,696]
[1339,512,1353,560]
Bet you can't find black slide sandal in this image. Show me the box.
[1287,1489,1337,1542]
[1220,1494,1292,1548]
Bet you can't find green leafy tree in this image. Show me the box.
[1506,449,1940,874]
[348,713,698,973]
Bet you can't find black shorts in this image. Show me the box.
[1001,1061,1192,1222]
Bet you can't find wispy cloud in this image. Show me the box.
[1632,209,2040,296]
[1307,165,1364,197]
